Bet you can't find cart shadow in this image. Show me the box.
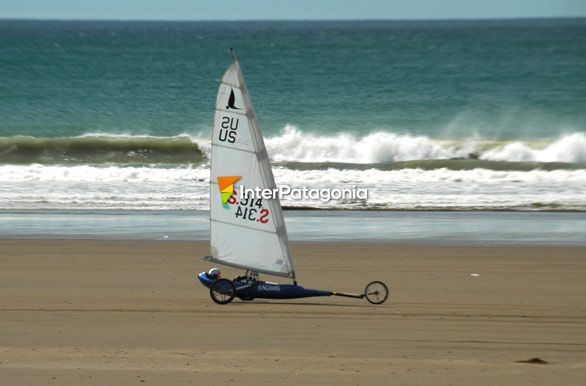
[230,300,373,308]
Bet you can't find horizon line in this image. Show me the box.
[1,16,585,23]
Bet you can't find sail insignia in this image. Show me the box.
[226,88,241,110]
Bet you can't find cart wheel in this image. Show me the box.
[210,279,236,305]
[364,281,389,305]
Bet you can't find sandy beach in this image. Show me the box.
[0,239,585,385]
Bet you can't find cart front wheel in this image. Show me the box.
[210,279,236,305]
[364,281,389,305]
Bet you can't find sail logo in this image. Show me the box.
[226,88,241,110]
[218,176,240,208]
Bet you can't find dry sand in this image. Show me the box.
[0,239,585,385]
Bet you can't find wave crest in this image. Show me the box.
[264,126,586,164]
[0,135,204,164]
[480,133,586,163]
[1,129,585,167]
[265,125,460,163]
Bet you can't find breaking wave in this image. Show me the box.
[0,134,204,164]
[480,132,586,163]
[0,128,585,170]
[264,126,586,165]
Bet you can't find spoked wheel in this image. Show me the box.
[210,279,236,305]
[364,281,389,305]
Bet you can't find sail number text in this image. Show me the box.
[228,190,269,224]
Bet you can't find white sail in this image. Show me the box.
[208,50,295,279]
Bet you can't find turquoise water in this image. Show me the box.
[2,19,585,139]
[1,19,586,212]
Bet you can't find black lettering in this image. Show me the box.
[229,118,239,130]
[221,116,230,129]
[247,208,257,221]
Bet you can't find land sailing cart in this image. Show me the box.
[197,49,388,305]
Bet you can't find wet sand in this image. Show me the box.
[0,239,585,385]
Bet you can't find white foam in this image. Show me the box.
[265,125,462,163]
[481,132,586,163]
[1,164,585,211]
[261,126,586,164]
[0,164,209,183]
[74,132,198,140]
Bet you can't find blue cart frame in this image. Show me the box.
[198,272,388,305]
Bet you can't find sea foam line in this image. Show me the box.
[2,163,586,184]
[263,126,586,164]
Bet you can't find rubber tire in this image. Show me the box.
[364,281,389,305]
[210,279,236,305]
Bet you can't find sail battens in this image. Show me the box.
[214,108,247,117]
[208,53,295,278]
[212,142,257,156]
[210,218,278,235]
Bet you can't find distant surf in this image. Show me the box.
[1,128,585,170]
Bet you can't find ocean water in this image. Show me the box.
[1,19,586,211]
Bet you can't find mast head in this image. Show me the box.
[230,47,237,62]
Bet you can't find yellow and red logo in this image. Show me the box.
[217,176,240,208]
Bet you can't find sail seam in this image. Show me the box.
[212,142,257,155]
[215,108,247,117]
[219,80,249,94]
[211,218,278,235]
[220,80,240,88]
